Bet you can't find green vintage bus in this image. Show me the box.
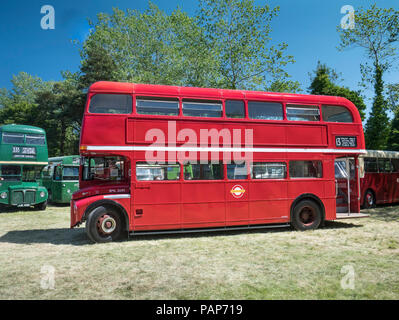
[41,155,80,203]
[0,124,48,210]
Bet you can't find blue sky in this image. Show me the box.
[0,0,398,121]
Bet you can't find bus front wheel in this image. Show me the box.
[35,200,47,211]
[85,206,124,243]
[291,200,322,231]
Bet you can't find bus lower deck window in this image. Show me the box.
[227,162,248,179]
[0,165,21,181]
[136,163,180,181]
[184,163,223,180]
[364,158,378,173]
[83,156,125,181]
[289,160,323,178]
[251,162,287,179]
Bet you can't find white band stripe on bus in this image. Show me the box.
[86,146,366,154]
[0,161,49,165]
[103,194,131,199]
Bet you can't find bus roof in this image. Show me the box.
[362,150,399,159]
[0,124,45,135]
[88,81,360,120]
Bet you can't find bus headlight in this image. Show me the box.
[0,192,7,199]
[67,189,71,193]
[40,191,45,198]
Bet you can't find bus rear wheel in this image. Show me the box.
[291,200,322,231]
[363,190,376,209]
[85,206,124,243]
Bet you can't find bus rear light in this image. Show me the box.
[80,145,87,152]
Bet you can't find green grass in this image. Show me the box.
[0,204,398,299]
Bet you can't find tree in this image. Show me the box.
[337,3,399,149]
[81,2,218,87]
[35,78,83,156]
[0,72,52,125]
[197,0,295,90]
[387,84,399,150]
[363,66,390,149]
[0,72,51,110]
[387,83,399,112]
[308,62,366,121]
[267,79,301,93]
[79,44,118,90]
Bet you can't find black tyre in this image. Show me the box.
[291,200,322,231]
[363,190,376,209]
[35,200,47,211]
[85,206,125,243]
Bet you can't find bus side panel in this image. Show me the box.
[132,181,181,231]
[225,181,249,226]
[181,181,226,228]
[248,180,289,224]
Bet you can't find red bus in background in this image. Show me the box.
[359,150,399,208]
[71,81,366,243]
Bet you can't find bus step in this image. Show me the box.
[336,213,369,219]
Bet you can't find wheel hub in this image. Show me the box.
[367,194,373,205]
[97,214,116,235]
[299,207,316,226]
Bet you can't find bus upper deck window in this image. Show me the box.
[89,94,132,114]
[182,100,222,118]
[286,105,320,121]
[248,101,283,120]
[2,133,24,144]
[136,98,179,116]
[225,100,245,118]
[322,105,353,123]
[26,134,46,145]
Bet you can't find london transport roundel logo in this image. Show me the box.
[230,185,246,198]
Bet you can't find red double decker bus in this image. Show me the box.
[71,81,366,242]
[359,150,399,208]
